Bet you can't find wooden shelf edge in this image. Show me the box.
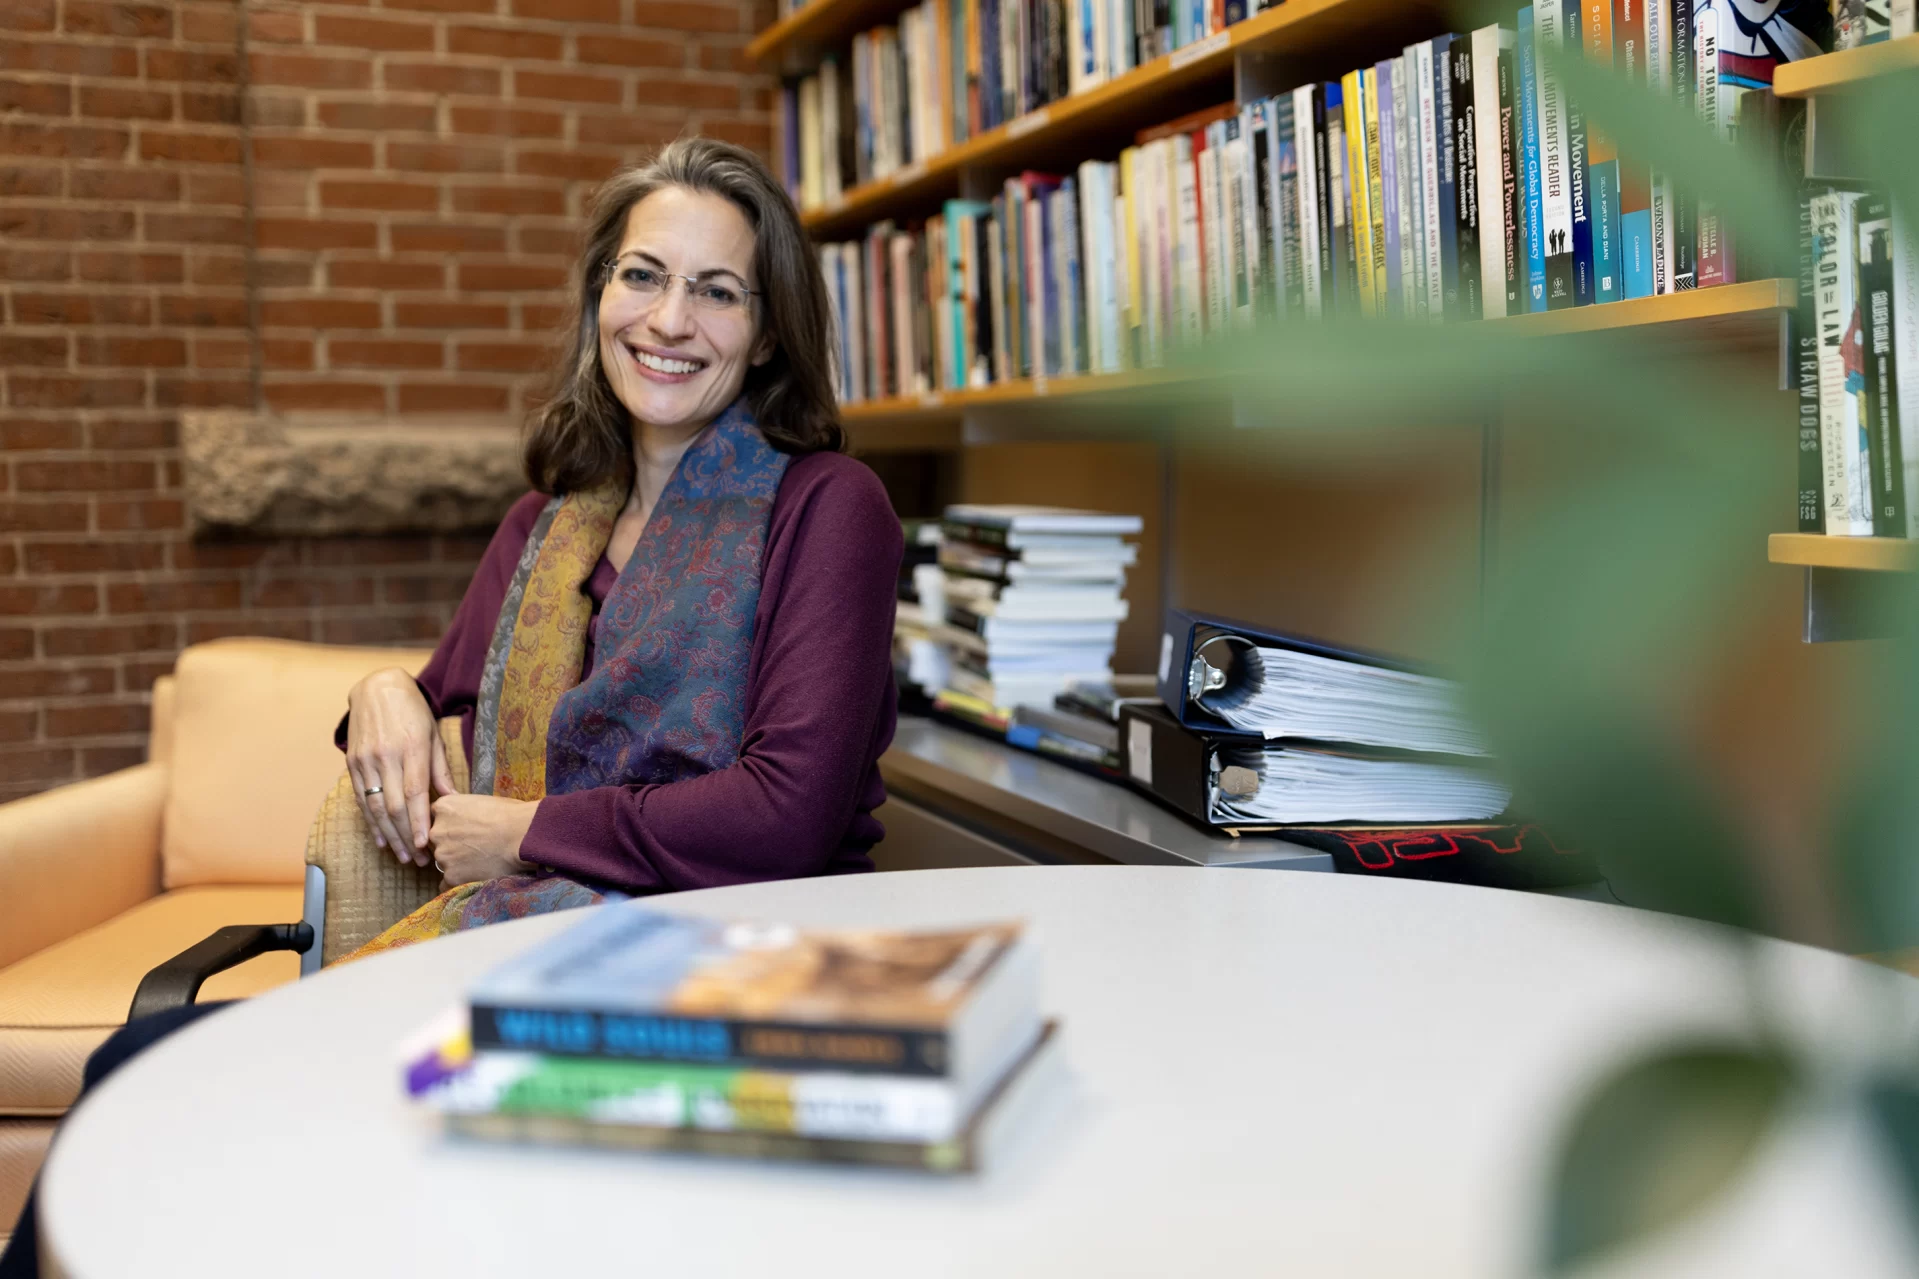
[840,368,1202,423]
[1774,33,1919,97]
[1769,532,1918,572]
[1485,278,1795,335]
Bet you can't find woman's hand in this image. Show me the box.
[429,794,538,887]
[344,667,455,866]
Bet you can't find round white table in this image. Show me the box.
[37,866,1919,1277]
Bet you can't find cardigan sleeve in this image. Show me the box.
[519,461,902,894]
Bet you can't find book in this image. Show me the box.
[1646,0,1672,295]
[1535,0,1576,308]
[1451,38,1484,319]
[1858,193,1905,537]
[943,504,1145,540]
[1471,25,1513,318]
[1583,0,1622,303]
[1563,0,1596,306]
[1615,0,1652,298]
[1497,34,1524,316]
[1813,188,1875,536]
[1518,7,1548,314]
[468,907,1041,1096]
[1377,58,1404,316]
[1899,203,1919,534]
[1796,185,1825,532]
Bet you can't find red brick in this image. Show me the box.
[382,60,500,95]
[86,417,176,448]
[69,166,179,201]
[0,0,55,30]
[250,576,377,608]
[261,337,315,369]
[447,23,563,59]
[180,89,240,124]
[15,458,154,490]
[246,7,304,42]
[381,0,496,11]
[0,335,68,366]
[389,223,505,253]
[0,708,38,742]
[576,112,680,146]
[516,224,579,256]
[456,260,565,292]
[318,612,442,644]
[42,620,177,657]
[170,541,294,570]
[698,117,769,151]
[95,496,185,529]
[138,129,242,165]
[2,39,138,76]
[521,301,568,329]
[0,77,70,114]
[0,500,87,532]
[577,33,681,67]
[7,377,147,411]
[247,94,305,128]
[0,583,96,615]
[262,381,387,412]
[144,211,246,244]
[157,293,246,327]
[142,47,235,82]
[0,747,81,784]
[81,745,147,773]
[255,217,380,251]
[178,3,235,43]
[456,339,553,372]
[251,135,375,168]
[187,616,313,643]
[695,40,746,72]
[250,51,371,90]
[321,178,440,211]
[184,250,257,288]
[513,68,621,104]
[328,338,445,369]
[382,573,471,604]
[449,104,564,138]
[1,121,128,160]
[396,382,509,413]
[62,0,171,37]
[0,418,82,449]
[314,13,436,51]
[0,665,115,699]
[317,100,438,132]
[393,298,509,328]
[632,76,741,110]
[186,169,249,206]
[12,292,149,324]
[451,184,565,216]
[0,247,68,281]
[74,336,183,370]
[260,297,383,328]
[327,258,445,290]
[631,0,743,32]
[155,375,250,408]
[514,0,621,22]
[385,139,504,172]
[26,542,162,572]
[516,147,624,181]
[107,580,242,613]
[307,537,437,567]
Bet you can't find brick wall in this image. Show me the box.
[0,0,772,799]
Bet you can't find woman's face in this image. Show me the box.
[597,186,771,438]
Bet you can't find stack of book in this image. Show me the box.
[808,0,1839,403]
[930,504,1142,714]
[404,906,1056,1173]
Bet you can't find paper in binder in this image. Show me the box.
[1154,608,1488,757]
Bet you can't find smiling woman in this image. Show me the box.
[332,138,903,955]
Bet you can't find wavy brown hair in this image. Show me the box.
[525,137,844,494]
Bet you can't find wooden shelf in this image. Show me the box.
[1774,33,1919,97]
[842,367,1204,427]
[748,0,926,74]
[1769,533,1917,572]
[796,0,1459,240]
[1484,277,1795,337]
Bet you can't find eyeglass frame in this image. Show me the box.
[598,257,762,312]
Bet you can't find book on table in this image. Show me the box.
[404,905,1054,1173]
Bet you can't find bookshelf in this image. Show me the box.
[1773,32,1919,97]
[1769,534,1918,573]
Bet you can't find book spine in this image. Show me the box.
[1451,39,1483,320]
[1900,203,1919,535]
[1174,134,1202,345]
[1376,61,1402,315]
[1583,0,1621,302]
[1471,27,1508,318]
[1796,187,1823,533]
[1233,114,1257,325]
[1518,8,1547,314]
[1276,99,1305,317]
[1363,68,1389,312]
[1326,84,1355,316]
[1340,71,1372,316]
[1293,85,1324,316]
[1859,195,1905,537]
[470,1005,954,1077]
[1646,0,1672,294]
[1814,190,1874,535]
[1417,41,1445,322]
[1615,0,1652,298]
[1497,40,1522,316]
[1434,36,1460,320]
[1692,0,1730,289]
[1562,0,1594,306]
[1391,57,1420,319]
[1535,0,1575,308]
[1669,0,1696,289]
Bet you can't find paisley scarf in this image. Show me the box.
[349,399,789,959]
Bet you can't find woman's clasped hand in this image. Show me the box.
[343,667,533,885]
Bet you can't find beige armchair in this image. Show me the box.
[0,638,432,1238]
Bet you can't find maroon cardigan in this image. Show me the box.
[346,451,902,895]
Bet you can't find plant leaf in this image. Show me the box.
[1544,1046,1796,1275]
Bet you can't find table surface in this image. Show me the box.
[39,866,1915,1278]
[882,716,1333,869]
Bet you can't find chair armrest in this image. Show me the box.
[127,922,314,1021]
[0,764,166,971]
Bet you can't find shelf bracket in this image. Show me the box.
[1801,566,1906,643]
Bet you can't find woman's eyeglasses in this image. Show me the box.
[602,261,758,314]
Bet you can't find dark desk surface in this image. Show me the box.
[879,716,1334,872]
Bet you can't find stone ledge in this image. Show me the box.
[183,412,527,538]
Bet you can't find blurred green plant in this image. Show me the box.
[1125,35,1919,1276]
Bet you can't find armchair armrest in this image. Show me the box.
[0,764,166,971]
[128,922,314,1021]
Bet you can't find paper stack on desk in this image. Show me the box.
[403,905,1057,1173]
